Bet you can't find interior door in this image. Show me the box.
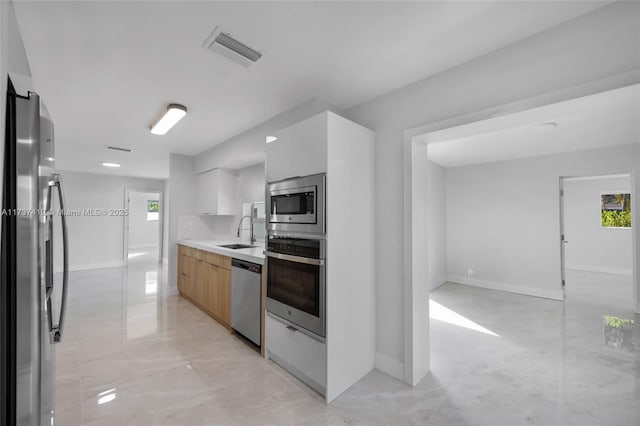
[559,178,567,300]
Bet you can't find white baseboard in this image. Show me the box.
[566,264,632,276]
[430,276,447,291]
[375,352,405,382]
[447,275,564,301]
[64,261,126,272]
[128,244,159,251]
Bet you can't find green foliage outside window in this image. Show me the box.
[601,193,631,228]
[147,200,159,212]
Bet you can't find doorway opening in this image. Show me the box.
[124,189,163,264]
[403,81,640,386]
[560,174,635,312]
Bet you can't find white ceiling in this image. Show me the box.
[425,84,640,168]
[13,1,609,179]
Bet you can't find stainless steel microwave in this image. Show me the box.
[267,173,325,235]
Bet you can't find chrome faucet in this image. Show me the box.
[236,215,256,244]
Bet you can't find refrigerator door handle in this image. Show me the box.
[46,173,69,344]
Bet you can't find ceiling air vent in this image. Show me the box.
[202,26,262,68]
[107,146,133,153]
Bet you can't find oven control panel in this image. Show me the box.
[267,236,324,259]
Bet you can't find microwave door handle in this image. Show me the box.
[264,251,324,266]
[47,174,69,344]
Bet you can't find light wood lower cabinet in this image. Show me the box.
[215,267,231,325]
[178,244,231,329]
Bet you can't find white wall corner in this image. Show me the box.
[430,276,447,291]
[374,352,406,382]
[447,275,564,301]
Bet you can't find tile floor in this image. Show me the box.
[54,255,639,425]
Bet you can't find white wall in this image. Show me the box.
[428,160,447,290]
[128,191,160,249]
[445,144,639,301]
[167,153,196,290]
[564,176,632,275]
[236,162,265,209]
[55,170,165,271]
[344,2,640,382]
[162,179,169,263]
[235,162,265,242]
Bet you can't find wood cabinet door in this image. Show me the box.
[185,256,197,300]
[201,263,216,316]
[216,268,231,326]
[177,272,185,295]
[193,258,204,304]
[177,249,184,276]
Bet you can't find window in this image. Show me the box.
[147,200,159,221]
[601,193,631,228]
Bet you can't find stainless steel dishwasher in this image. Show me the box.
[231,259,262,346]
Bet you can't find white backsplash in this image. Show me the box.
[177,214,235,241]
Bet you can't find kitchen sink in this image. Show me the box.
[217,243,257,250]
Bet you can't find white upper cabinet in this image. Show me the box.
[266,113,327,182]
[196,168,237,215]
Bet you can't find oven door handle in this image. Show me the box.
[265,251,324,266]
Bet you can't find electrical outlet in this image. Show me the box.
[184,222,193,231]
[467,269,474,277]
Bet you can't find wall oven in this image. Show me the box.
[265,236,325,338]
[267,173,325,235]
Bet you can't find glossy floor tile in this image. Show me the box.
[55,256,639,425]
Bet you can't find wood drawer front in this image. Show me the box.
[187,246,203,260]
[266,315,326,390]
[179,245,196,258]
[202,251,231,270]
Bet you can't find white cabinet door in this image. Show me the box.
[291,113,327,178]
[215,169,237,215]
[265,315,326,392]
[196,169,236,215]
[196,170,218,214]
[267,112,328,182]
[266,126,294,182]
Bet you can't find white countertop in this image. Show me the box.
[178,239,265,265]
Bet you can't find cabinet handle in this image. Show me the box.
[286,325,297,332]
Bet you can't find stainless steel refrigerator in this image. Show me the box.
[1,79,68,426]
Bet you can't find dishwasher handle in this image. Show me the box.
[231,258,262,274]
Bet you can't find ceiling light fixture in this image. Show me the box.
[101,162,121,168]
[107,146,133,153]
[150,104,187,135]
[266,136,277,143]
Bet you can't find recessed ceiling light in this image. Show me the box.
[150,104,187,135]
[266,136,277,143]
[102,162,121,168]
